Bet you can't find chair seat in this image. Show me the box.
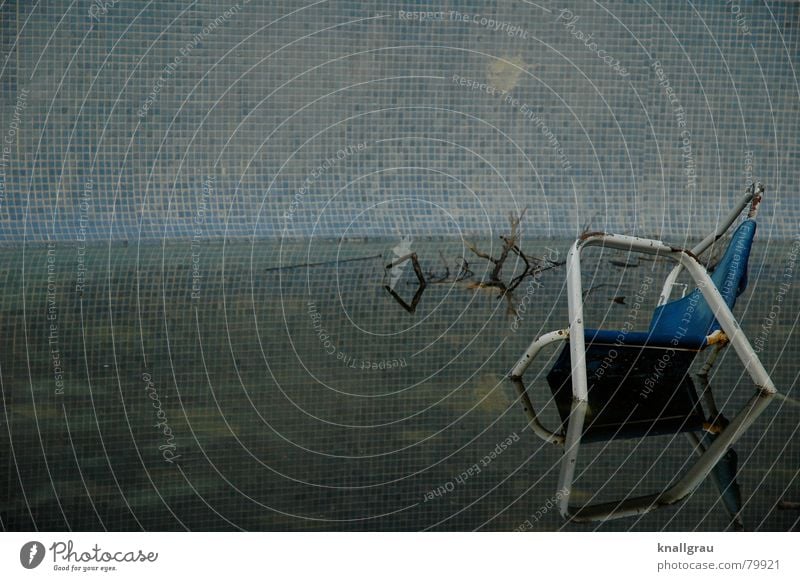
[547,342,705,442]
[584,328,708,350]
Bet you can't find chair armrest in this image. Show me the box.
[509,329,569,444]
[510,328,569,379]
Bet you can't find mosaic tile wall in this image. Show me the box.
[0,0,798,242]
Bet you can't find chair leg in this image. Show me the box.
[697,343,725,418]
[510,377,565,445]
[690,343,746,530]
[685,429,745,531]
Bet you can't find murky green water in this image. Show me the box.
[1,237,798,530]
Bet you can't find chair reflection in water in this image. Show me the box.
[510,184,776,525]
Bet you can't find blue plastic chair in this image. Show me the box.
[510,184,776,523]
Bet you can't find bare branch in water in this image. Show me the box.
[385,283,426,314]
[778,500,800,510]
[465,241,495,264]
[384,209,565,314]
[384,252,427,313]
[455,257,473,281]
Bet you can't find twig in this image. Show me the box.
[382,208,566,316]
[264,253,382,272]
[385,283,426,314]
[386,253,415,270]
[455,257,473,281]
[466,241,495,264]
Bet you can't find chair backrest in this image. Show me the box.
[648,219,756,343]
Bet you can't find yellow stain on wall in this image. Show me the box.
[397,429,436,444]
[487,55,533,93]
[466,374,511,413]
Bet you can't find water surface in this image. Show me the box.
[1,237,797,531]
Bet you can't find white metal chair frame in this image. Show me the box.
[509,185,777,522]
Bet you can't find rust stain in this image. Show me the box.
[579,230,606,241]
[706,330,729,345]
